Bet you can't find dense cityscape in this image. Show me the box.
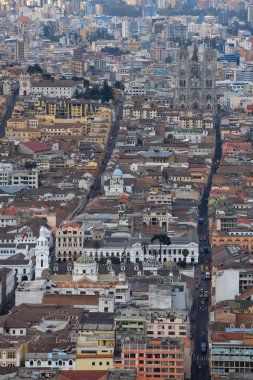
[0,0,252,379]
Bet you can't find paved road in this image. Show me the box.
[0,89,19,138]
[69,98,123,221]
[192,115,222,380]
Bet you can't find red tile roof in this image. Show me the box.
[21,140,50,153]
[42,294,99,306]
[61,222,82,229]
[19,16,32,23]
[58,370,108,380]
[211,332,244,341]
[237,217,251,225]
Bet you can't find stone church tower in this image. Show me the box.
[175,44,216,112]
[19,73,31,97]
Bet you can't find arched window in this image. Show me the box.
[37,360,41,366]
[48,360,52,365]
[30,360,33,366]
[69,360,73,365]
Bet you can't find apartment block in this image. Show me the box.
[115,338,187,380]
[211,332,253,379]
[76,334,115,370]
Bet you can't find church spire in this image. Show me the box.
[192,42,198,62]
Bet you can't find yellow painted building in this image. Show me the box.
[0,341,26,367]
[6,99,112,143]
[76,334,115,371]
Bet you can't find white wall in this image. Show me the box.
[215,269,240,303]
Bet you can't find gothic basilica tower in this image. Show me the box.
[175,44,216,112]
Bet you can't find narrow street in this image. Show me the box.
[69,97,123,220]
[0,89,18,137]
[191,114,222,380]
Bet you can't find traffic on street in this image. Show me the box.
[192,115,222,380]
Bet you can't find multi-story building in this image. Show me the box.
[210,332,253,379]
[0,341,25,367]
[212,267,253,304]
[55,222,84,262]
[34,98,100,118]
[166,23,187,41]
[19,77,84,98]
[115,337,189,379]
[146,314,189,339]
[83,235,199,264]
[0,163,38,188]
[76,334,115,370]
[211,230,253,253]
[114,316,147,335]
[11,169,38,188]
[0,268,15,314]
[0,163,13,186]
[14,40,26,62]
[25,351,76,370]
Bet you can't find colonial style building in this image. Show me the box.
[104,167,124,196]
[19,75,83,98]
[55,222,84,262]
[83,233,199,264]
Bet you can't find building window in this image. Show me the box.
[92,362,95,366]
[7,352,15,359]
[99,362,102,366]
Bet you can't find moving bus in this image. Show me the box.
[201,342,207,354]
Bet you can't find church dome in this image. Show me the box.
[113,167,123,176]
[164,260,177,270]
[37,226,48,246]
[76,255,95,264]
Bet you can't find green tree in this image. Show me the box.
[72,76,80,81]
[101,80,114,102]
[165,56,174,64]
[162,167,170,183]
[177,260,187,268]
[111,257,120,264]
[182,249,189,261]
[24,161,37,169]
[27,64,43,75]
[141,241,149,258]
[151,234,171,263]
[98,256,107,264]
[42,73,54,80]
[152,249,159,259]
[101,46,125,56]
[93,241,100,262]
[115,81,125,91]
[83,78,90,87]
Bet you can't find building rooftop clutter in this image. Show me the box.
[2,2,252,378]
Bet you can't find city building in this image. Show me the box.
[115,337,190,379]
[210,332,253,379]
[55,222,84,262]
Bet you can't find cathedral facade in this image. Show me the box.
[175,44,217,112]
